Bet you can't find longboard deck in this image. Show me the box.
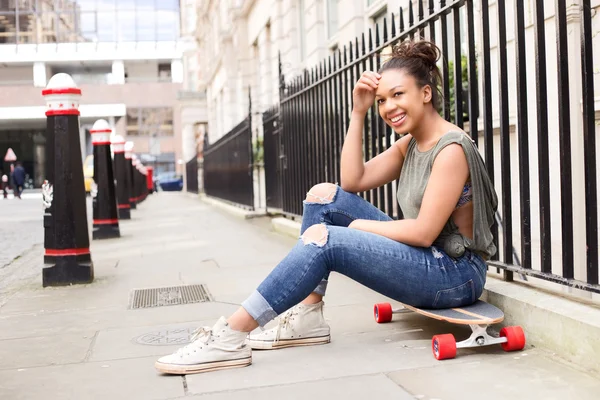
[401,300,504,325]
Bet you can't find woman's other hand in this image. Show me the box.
[352,71,380,115]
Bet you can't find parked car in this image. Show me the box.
[83,154,94,193]
[155,172,183,191]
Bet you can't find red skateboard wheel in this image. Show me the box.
[500,326,526,351]
[374,303,393,323]
[432,334,457,360]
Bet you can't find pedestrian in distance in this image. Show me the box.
[11,162,26,199]
[1,174,8,199]
[155,39,498,375]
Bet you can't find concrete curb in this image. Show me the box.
[201,196,600,374]
[482,278,600,374]
[271,217,301,238]
[198,193,266,220]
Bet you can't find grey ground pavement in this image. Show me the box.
[1,192,599,400]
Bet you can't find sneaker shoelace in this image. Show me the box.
[275,307,299,342]
[177,327,212,356]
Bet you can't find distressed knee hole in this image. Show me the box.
[305,183,337,204]
[300,224,329,247]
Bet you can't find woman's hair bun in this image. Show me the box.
[391,40,440,70]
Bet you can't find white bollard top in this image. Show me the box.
[91,119,110,132]
[111,135,126,153]
[90,119,112,145]
[43,73,81,94]
[124,141,134,160]
[42,73,82,116]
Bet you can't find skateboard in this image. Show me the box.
[373,300,525,360]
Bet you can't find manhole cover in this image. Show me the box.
[128,284,211,309]
[134,327,196,346]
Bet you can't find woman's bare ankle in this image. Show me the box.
[301,292,323,305]
[227,307,259,332]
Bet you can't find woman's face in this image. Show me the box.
[375,69,432,135]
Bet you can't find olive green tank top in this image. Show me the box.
[397,131,498,259]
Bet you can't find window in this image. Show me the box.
[370,6,387,38]
[158,63,172,81]
[136,11,156,41]
[126,107,174,137]
[184,2,197,35]
[0,0,179,45]
[326,0,338,39]
[117,11,136,41]
[51,65,112,85]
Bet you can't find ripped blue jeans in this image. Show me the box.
[241,185,488,326]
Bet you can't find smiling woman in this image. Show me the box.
[154,39,499,376]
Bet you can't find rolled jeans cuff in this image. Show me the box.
[241,290,278,327]
[313,279,328,296]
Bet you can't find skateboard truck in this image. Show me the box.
[457,324,506,348]
[374,302,526,360]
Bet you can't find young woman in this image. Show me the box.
[155,39,498,375]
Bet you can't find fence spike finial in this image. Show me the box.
[391,12,396,37]
[375,22,381,47]
[361,32,366,55]
[355,37,359,58]
[368,28,373,51]
[333,50,338,70]
[348,41,354,61]
[278,52,285,97]
[248,85,251,115]
[383,16,388,42]
[418,0,424,21]
[399,6,405,32]
[409,0,414,27]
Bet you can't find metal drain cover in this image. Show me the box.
[128,284,211,309]
[134,327,196,346]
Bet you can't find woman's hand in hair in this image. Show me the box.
[352,71,380,115]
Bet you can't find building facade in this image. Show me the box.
[0,0,190,186]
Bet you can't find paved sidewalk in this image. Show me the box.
[0,191,44,268]
[0,193,598,399]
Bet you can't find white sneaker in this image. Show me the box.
[246,301,330,350]
[155,317,252,375]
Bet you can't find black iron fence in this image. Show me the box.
[267,0,599,294]
[263,106,284,210]
[185,155,198,194]
[203,114,254,209]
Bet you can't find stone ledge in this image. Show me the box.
[271,217,301,239]
[270,215,600,375]
[197,194,266,219]
[482,277,600,375]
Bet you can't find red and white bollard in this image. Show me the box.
[111,135,131,219]
[90,119,120,240]
[41,73,94,286]
[125,141,137,210]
